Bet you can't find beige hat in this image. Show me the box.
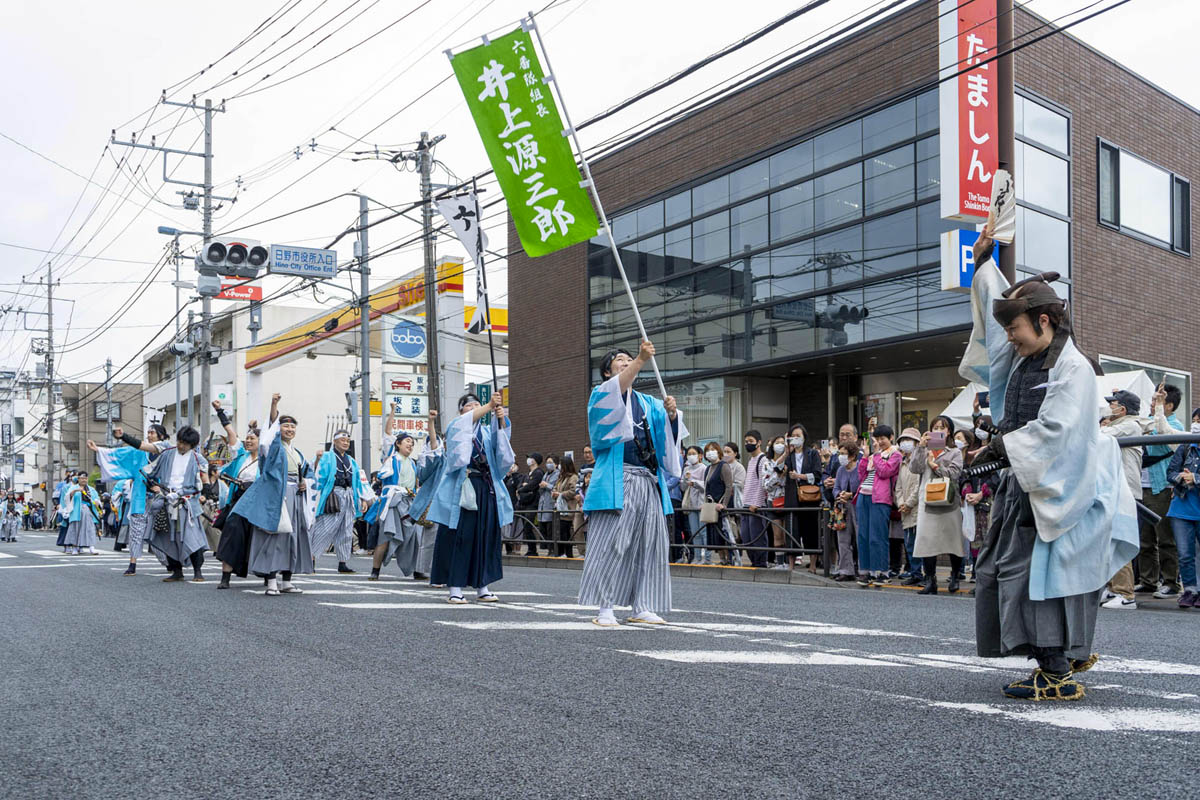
[898,427,922,443]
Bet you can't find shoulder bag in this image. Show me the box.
[924,476,958,507]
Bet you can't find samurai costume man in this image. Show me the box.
[579,341,687,627]
[94,424,171,575]
[143,426,211,583]
[309,429,370,574]
[369,430,435,581]
[962,250,1139,702]
[414,393,513,603]
[1,493,20,542]
[62,478,103,555]
[236,399,315,596]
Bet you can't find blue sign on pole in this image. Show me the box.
[269,244,338,279]
[386,317,427,363]
[940,228,981,294]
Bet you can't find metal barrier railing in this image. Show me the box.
[502,506,835,577]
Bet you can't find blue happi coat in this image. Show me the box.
[65,484,102,524]
[411,410,514,530]
[232,418,308,535]
[95,445,152,515]
[958,259,1139,600]
[583,375,688,516]
[314,450,368,519]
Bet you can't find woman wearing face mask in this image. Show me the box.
[856,425,902,585]
[537,455,560,552]
[762,436,790,567]
[911,415,966,594]
[831,442,861,580]
[784,423,823,572]
[702,442,735,565]
[515,453,545,556]
[551,456,580,558]
[894,428,925,585]
[721,443,745,566]
[682,445,708,563]
[957,429,992,585]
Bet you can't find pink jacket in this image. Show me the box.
[856,449,902,505]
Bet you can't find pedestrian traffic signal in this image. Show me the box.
[195,237,269,279]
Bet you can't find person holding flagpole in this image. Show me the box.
[89,424,170,575]
[579,340,687,627]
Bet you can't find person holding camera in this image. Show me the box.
[909,415,965,595]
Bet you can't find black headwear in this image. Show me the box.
[599,348,633,379]
[458,393,481,412]
[992,272,1065,327]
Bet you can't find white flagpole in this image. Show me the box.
[524,14,668,399]
[472,180,501,394]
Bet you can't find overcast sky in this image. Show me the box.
[0,0,1195,386]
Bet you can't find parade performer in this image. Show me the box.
[964,235,1138,701]
[96,424,171,575]
[414,393,512,604]
[111,479,132,551]
[142,425,210,583]
[579,341,687,627]
[62,476,102,555]
[369,416,438,581]
[211,401,260,589]
[236,394,314,597]
[309,429,370,574]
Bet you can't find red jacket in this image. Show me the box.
[857,449,902,505]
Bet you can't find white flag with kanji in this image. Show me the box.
[436,192,491,335]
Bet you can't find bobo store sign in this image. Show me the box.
[938,0,998,224]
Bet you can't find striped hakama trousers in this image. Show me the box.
[125,513,148,559]
[309,486,356,563]
[64,519,97,548]
[578,465,672,613]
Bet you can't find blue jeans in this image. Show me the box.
[687,511,709,562]
[903,526,923,577]
[1169,517,1200,591]
[855,494,890,574]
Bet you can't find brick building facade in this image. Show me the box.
[508,1,1197,459]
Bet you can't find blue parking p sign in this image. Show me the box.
[940,228,981,294]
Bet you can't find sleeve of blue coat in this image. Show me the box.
[94,446,148,483]
[956,258,1014,422]
[489,416,515,474]
[443,411,476,471]
[587,375,634,453]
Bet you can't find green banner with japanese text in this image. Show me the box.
[449,27,599,257]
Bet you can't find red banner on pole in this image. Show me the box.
[938,0,998,223]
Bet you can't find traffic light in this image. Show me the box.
[817,303,869,348]
[195,237,269,279]
[167,340,195,357]
[345,391,360,424]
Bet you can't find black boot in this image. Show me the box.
[918,576,938,595]
[948,575,961,593]
[162,569,185,583]
[368,568,381,581]
[218,572,231,589]
[338,561,356,574]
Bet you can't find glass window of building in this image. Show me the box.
[865,207,917,279]
[1098,140,1191,253]
[636,202,664,238]
[815,225,862,288]
[693,174,730,217]
[692,211,730,264]
[863,98,915,154]
[769,181,814,244]
[768,239,815,299]
[770,140,814,188]
[1017,95,1069,155]
[1015,141,1069,216]
[813,119,862,172]
[612,211,637,244]
[731,198,769,255]
[915,136,939,201]
[1015,207,1069,278]
[864,145,914,216]
[664,191,691,227]
[813,163,862,228]
[916,88,938,134]
[729,160,770,203]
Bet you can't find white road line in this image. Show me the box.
[926,700,1200,733]
[0,563,77,569]
[318,602,499,610]
[917,653,1200,677]
[440,621,649,631]
[241,589,390,595]
[0,551,16,558]
[663,622,917,637]
[618,650,907,665]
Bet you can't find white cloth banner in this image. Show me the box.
[436,193,490,335]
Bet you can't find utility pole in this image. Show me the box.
[417,131,444,417]
[43,261,55,509]
[357,194,372,474]
[112,96,230,440]
[104,358,114,446]
[172,235,183,430]
[186,310,195,428]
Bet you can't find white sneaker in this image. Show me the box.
[1099,589,1117,604]
[627,610,666,624]
[1154,584,1180,599]
[1101,595,1137,610]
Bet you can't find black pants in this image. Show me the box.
[555,515,575,557]
[889,538,905,573]
[923,554,963,581]
[670,511,690,562]
[167,551,205,574]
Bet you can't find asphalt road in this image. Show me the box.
[2,531,1197,799]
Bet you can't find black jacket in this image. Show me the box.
[516,467,544,509]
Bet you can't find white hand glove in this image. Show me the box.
[167,492,181,504]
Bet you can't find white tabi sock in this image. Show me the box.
[596,606,617,624]
[449,586,464,598]
[476,585,490,597]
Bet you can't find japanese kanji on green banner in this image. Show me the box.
[449,27,599,257]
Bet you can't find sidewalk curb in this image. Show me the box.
[502,555,839,588]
